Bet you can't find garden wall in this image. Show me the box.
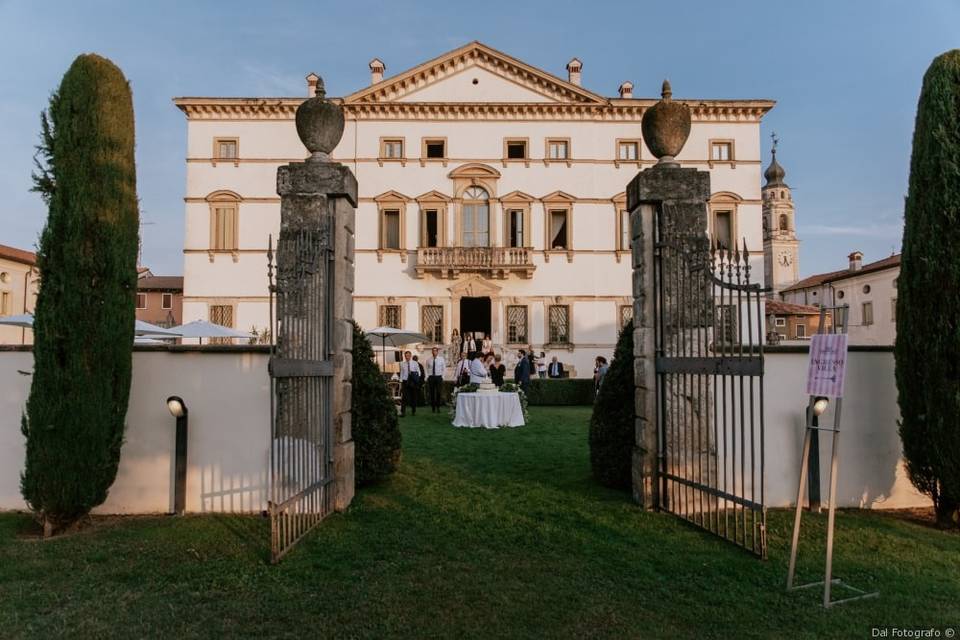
[0,346,929,514]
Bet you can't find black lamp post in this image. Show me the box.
[166,396,188,515]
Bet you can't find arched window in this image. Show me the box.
[779,214,789,231]
[780,190,785,199]
[461,186,489,247]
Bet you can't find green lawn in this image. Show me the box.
[1,406,957,639]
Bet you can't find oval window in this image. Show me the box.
[837,290,845,299]
[862,285,871,294]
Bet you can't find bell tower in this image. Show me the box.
[762,133,800,298]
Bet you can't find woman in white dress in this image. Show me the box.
[468,352,489,384]
[449,329,462,362]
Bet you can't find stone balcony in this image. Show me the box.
[415,246,535,279]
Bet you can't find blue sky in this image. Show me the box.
[1,0,957,276]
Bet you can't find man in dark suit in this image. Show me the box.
[548,356,565,379]
[399,350,421,417]
[514,348,531,393]
[464,332,479,359]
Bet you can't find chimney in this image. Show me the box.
[848,251,863,271]
[369,58,385,85]
[566,58,582,86]
[618,81,633,99]
[305,73,319,97]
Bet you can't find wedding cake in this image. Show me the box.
[477,376,499,394]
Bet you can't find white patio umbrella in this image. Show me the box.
[170,319,251,345]
[134,336,166,345]
[364,326,430,370]
[0,313,34,328]
[134,320,182,337]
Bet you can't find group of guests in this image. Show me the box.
[395,333,614,416]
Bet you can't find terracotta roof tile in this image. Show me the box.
[137,276,183,291]
[0,244,37,266]
[765,300,822,315]
[782,254,900,293]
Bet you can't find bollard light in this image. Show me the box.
[167,396,187,418]
[166,396,188,515]
[812,396,830,417]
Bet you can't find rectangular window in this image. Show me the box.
[462,203,489,247]
[618,141,639,161]
[424,209,439,248]
[711,141,732,161]
[382,209,401,249]
[713,210,732,251]
[862,301,874,326]
[891,298,897,322]
[212,205,238,251]
[549,209,569,249]
[424,140,445,159]
[214,138,238,160]
[795,323,806,339]
[547,139,569,160]
[136,293,147,310]
[161,293,173,310]
[506,139,527,160]
[774,317,786,327]
[379,305,401,329]
[619,305,634,329]
[382,139,404,159]
[508,209,524,248]
[0,291,10,315]
[506,305,528,344]
[619,209,631,251]
[209,304,234,344]
[421,305,443,343]
[549,305,570,344]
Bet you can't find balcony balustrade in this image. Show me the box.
[415,246,535,279]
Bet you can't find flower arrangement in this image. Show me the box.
[448,383,479,420]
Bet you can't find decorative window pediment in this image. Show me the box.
[501,190,536,203]
[541,190,577,203]
[415,190,452,203]
[374,190,411,203]
[448,163,501,180]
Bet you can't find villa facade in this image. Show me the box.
[175,42,774,375]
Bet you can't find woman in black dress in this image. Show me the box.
[488,353,506,386]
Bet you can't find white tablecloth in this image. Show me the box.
[452,392,525,429]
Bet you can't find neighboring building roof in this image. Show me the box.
[766,300,822,316]
[0,244,37,266]
[781,254,901,293]
[138,266,153,278]
[137,276,183,292]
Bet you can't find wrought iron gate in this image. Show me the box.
[266,205,336,563]
[654,206,767,557]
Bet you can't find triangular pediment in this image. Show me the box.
[541,190,577,203]
[448,275,502,297]
[343,41,607,105]
[415,190,452,203]
[373,190,410,202]
[500,190,536,202]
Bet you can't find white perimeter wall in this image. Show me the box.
[0,349,928,514]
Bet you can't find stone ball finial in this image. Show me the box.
[295,74,344,161]
[642,78,690,168]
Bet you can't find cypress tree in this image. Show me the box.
[589,320,635,490]
[350,321,402,486]
[22,54,139,535]
[896,50,960,528]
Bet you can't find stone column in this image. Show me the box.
[627,168,711,509]
[275,76,357,513]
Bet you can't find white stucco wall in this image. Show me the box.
[0,349,270,514]
[0,347,928,514]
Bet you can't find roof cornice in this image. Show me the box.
[173,97,774,122]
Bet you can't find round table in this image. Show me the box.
[452,392,525,429]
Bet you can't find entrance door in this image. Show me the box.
[460,296,491,343]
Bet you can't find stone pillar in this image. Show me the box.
[275,76,357,513]
[627,167,712,509]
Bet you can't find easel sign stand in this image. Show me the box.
[786,305,878,607]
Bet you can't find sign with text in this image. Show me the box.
[806,333,848,398]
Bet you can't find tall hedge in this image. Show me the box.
[896,50,960,528]
[351,321,402,486]
[589,320,635,490]
[21,54,139,535]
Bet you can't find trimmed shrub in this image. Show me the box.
[524,378,596,406]
[351,321,402,486]
[21,54,139,535]
[896,49,960,528]
[589,320,635,490]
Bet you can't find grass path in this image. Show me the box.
[1,406,957,638]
